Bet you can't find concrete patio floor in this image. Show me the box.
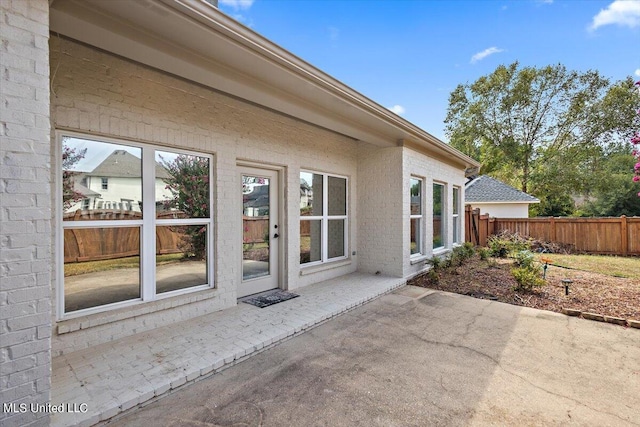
[110,288,640,427]
[50,272,405,427]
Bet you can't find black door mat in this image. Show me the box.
[241,290,300,308]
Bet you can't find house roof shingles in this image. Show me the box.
[89,150,170,179]
[465,175,539,204]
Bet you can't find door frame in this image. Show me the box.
[237,162,285,297]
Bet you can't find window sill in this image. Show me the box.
[433,247,450,257]
[410,255,429,265]
[57,286,219,335]
[299,259,352,276]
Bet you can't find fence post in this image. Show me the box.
[621,215,628,256]
[550,217,556,242]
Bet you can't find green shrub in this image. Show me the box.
[514,250,536,269]
[511,266,545,291]
[478,247,490,260]
[427,255,444,272]
[459,242,476,259]
[426,267,439,285]
[488,235,510,258]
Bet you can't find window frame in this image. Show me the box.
[409,176,424,257]
[433,181,446,251]
[56,131,214,320]
[299,170,349,267]
[452,186,461,245]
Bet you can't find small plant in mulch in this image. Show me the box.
[423,243,477,285]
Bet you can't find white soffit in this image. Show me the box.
[49,0,479,169]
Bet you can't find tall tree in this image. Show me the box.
[445,64,639,211]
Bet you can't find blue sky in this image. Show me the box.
[218,0,640,142]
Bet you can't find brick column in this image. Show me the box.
[1,0,52,426]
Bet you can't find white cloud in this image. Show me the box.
[589,0,640,31]
[219,0,255,10]
[635,68,640,77]
[388,105,406,115]
[470,47,504,64]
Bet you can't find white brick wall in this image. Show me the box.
[50,37,359,354]
[1,1,52,426]
[402,147,467,278]
[357,146,404,277]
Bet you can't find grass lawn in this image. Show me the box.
[65,253,184,276]
[544,254,640,279]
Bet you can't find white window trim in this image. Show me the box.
[56,131,214,320]
[300,171,349,267]
[433,181,446,251]
[452,186,461,245]
[410,176,424,258]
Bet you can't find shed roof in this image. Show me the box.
[465,176,540,204]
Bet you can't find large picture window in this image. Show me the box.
[60,134,213,316]
[452,187,461,244]
[410,177,423,256]
[300,171,348,265]
[433,182,445,250]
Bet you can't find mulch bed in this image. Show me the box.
[407,255,640,321]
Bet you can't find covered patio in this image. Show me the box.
[51,273,405,427]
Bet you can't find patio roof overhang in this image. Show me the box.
[49,0,480,174]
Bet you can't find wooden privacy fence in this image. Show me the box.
[465,206,640,256]
[64,210,186,263]
[65,211,273,263]
[243,216,269,243]
[465,206,494,247]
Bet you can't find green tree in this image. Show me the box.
[160,154,210,259]
[445,64,640,215]
[578,152,640,217]
[62,144,87,210]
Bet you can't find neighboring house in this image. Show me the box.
[1,1,479,425]
[64,149,173,214]
[65,176,101,213]
[465,175,540,218]
[243,184,270,217]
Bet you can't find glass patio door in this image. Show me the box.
[239,167,279,297]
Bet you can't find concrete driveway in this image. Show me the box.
[109,288,640,426]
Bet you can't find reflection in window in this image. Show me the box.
[156,151,210,219]
[61,135,213,315]
[300,220,322,264]
[62,137,141,220]
[242,174,270,280]
[300,171,347,265]
[453,187,461,244]
[410,178,422,255]
[433,183,445,249]
[300,172,323,216]
[63,227,141,312]
[156,225,208,293]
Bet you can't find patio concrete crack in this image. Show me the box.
[496,365,640,426]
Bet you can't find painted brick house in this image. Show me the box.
[0,0,479,425]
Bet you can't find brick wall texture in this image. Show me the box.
[50,36,361,355]
[1,1,52,426]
